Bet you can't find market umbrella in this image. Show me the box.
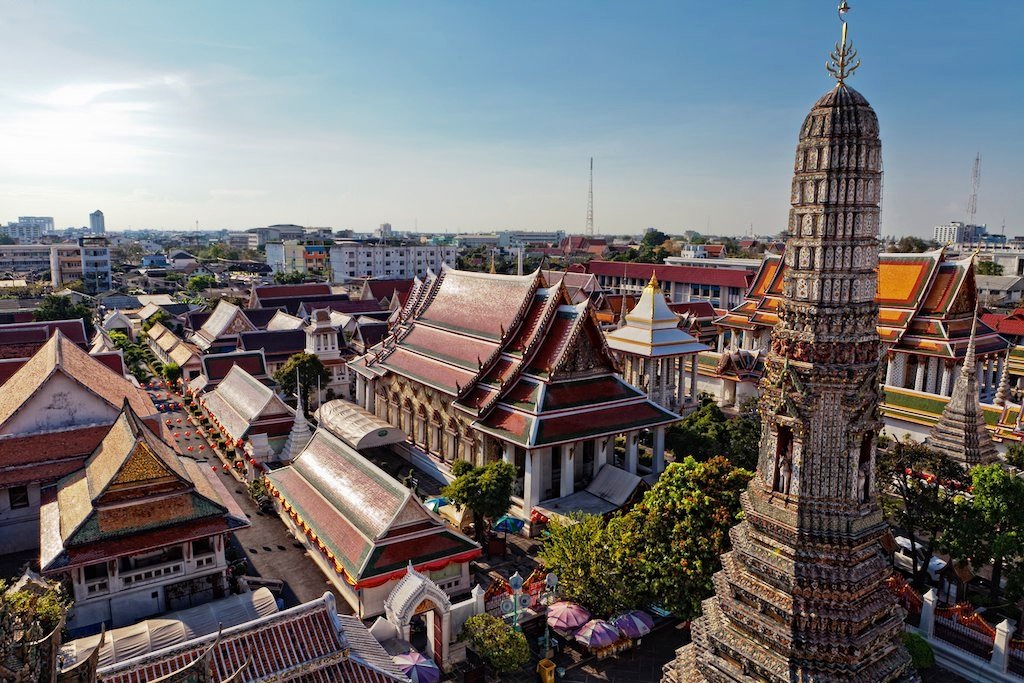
[546,601,591,633]
[612,610,654,639]
[392,651,440,683]
[492,514,526,534]
[423,497,449,512]
[574,619,621,650]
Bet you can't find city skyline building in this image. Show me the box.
[90,209,105,234]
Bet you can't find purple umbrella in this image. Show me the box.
[392,651,440,683]
[612,610,654,639]
[546,601,591,633]
[574,619,621,649]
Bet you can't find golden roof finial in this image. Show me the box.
[647,271,660,289]
[826,1,861,85]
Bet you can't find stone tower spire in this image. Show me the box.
[666,3,917,681]
[924,303,1000,466]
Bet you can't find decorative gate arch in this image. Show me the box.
[384,563,453,671]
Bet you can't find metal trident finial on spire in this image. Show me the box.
[826,1,861,85]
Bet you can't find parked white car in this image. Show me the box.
[893,535,947,583]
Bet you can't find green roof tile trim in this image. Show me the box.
[363,530,479,578]
[883,388,948,416]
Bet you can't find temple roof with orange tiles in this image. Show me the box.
[718,248,1007,360]
[353,266,678,449]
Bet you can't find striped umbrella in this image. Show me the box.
[574,619,621,649]
[392,651,440,683]
[612,610,654,639]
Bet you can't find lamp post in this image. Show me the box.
[540,572,558,657]
[501,571,531,633]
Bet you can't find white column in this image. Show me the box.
[884,355,897,385]
[717,333,724,353]
[502,442,514,465]
[914,358,927,392]
[676,358,685,407]
[366,380,376,413]
[653,426,666,474]
[603,437,615,470]
[940,362,954,396]
[594,437,608,470]
[647,358,657,403]
[690,355,698,402]
[992,618,1016,674]
[560,444,575,497]
[928,357,940,394]
[356,375,366,407]
[523,450,541,514]
[625,432,639,474]
[921,588,937,639]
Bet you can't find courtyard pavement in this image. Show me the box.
[146,383,351,613]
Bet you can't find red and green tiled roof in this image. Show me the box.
[533,401,678,446]
[542,376,642,411]
[363,530,479,579]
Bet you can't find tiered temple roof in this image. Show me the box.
[605,275,707,358]
[0,330,156,436]
[200,365,293,443]
[719,249,1006,360]
[264,429,479,589]
[40,401,248,573]
[355,267,678,449]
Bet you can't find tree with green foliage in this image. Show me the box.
[163,362,181,383]
[33,293,94,338]
[442,460,515,545]
[641,228,668,248]
[612,456,751,619]
[976,260,1004,276]
[1007,442,1024,469]
[664,396,759,469]
[0,578,69,680]
[196,243,241,261]
[889,236,937,253]
[0,234,14,245]
[944,464,1024,602]
[538,513,638,616]
[186,274,217,292]
[875,439,964,586]
[273,352,330,415]
[273,270,306,284]
[902,632,934,671]
[460,614,530,673]
[141,308,171,333]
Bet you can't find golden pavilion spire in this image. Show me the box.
[826,0,861,85]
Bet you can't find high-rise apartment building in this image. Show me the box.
[89,209,106,234]
[934,220,987,244]
[1,217,54,242]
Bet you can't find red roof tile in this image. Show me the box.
[534,401,677,445]
[0,424,108,469]
[543,377,642,411]
[586,261,753,288]
[253,282,332,302]
[419,269,539,340]
[90,351,127,376]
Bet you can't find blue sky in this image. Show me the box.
[0,1,1020,237]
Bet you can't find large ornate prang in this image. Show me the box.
[665,3,917,681]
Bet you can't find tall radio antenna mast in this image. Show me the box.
[585,157,594,237]
[967,152,982,226]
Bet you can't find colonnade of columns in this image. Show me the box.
[883,352,1003,401]
[510,427,667,519]
[620,354,699,410]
